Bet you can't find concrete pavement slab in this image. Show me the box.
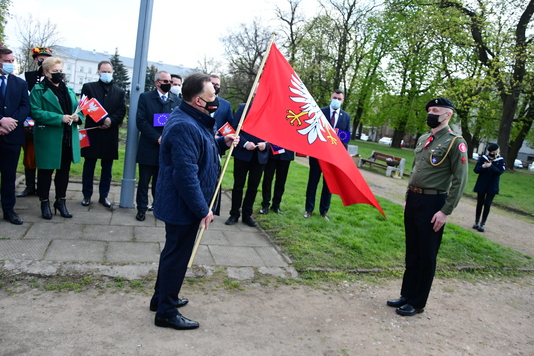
[106,242,160,263]
[44,240,106,262]
[0,240,49,260]
[25,222,83,240]
[83,225,134,242]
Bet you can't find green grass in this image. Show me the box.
[222,156,534,274]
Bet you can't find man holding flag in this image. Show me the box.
[80,61,126,208]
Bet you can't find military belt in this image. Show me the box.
[409,185,447,195]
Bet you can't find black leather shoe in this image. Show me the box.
[150,298,189,312]
[396,304,424,316]
[259,207,269,214]
[3,211,23,225]
[472,222,479,230]
[477,223,485,232]
[387,297,408,308]
[242,216,258,227]
[155,314,199,330]
[17,186,36,197]
[81,197,91,206]
[225,216,238,225]
[136,211,146,221]
[147,204,154,211]
[271,207,284,214]
[99,197,111,208]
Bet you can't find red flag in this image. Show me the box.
[81,98,108,122]
[79,129,90,148]
[218,122,236,136]
[243,44,385,216]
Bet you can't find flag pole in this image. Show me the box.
[187,32,278,268]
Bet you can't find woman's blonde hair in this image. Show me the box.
[41,56,63,72]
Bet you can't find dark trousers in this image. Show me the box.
[230,154,265,219]
[38,145,72,201]
[136,164,158,211]
[305,157,331,214]
[261,158,291,210]
[0,142,21,212]
[475,192,495,223]
[151,221,199,319]
[401,190,447,309]
[82,158,113,199]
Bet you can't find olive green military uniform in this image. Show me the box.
[400,125,468,310]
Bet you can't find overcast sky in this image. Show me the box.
[5,0,317,70]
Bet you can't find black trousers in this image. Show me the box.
[136,164,158,212]
[401,190,447,309]
[305,157,331,214]
[230,153,265,219]
[261,158,291,210]
[38,143,73,201]
[151,221,199,319]
[82,157,113,199]
[475,192,495,223]
[0,141,21,213]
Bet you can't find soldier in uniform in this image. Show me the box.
[387,97,468,316]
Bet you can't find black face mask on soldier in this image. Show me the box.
[426,113,441,128]
[50,72,65,84]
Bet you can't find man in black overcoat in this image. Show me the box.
[80,61,126,208]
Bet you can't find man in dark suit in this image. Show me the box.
[225,103,269,227]
[210,74,233,135]
[18,46,52,197]
[135,71,180,221]
[0,46,31,224]
[304,89,351,221]
[80,61,126,208]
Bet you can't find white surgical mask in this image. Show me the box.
[330,99,341,110]
[170,85,181,96]
[100,72,113,83]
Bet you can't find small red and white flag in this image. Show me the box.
[218,122,236,136]
[79,129,90,148]
[81,98,108,122]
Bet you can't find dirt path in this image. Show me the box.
[1,274,533,355]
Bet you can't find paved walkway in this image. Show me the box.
[0,180,296,280]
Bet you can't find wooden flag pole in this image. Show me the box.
[187,32,278,268]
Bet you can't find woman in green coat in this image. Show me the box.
[29,57,83,220]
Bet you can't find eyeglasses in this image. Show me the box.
[158,79,171,84]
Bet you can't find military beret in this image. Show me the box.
[487,143,499,152]
[425,97,455,111]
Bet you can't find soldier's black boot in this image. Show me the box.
[17,169,36,197]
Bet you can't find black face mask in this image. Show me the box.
[426,113,441,128]
[488,153,496,158]
[37,59,44,67]
[159,83,171,93]
[50,72,65,84]
[214,87,221,95]
[199,96,220,114]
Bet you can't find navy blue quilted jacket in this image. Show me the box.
[154,102,229,225]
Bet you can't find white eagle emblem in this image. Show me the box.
[286,73,337,145]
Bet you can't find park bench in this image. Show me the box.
[358,150,406,177]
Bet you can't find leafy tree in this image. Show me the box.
[438,0,534,169]
[110,48,130,92]
[144,64,157,92]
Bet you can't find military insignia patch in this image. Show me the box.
[458,142,467,152]
[461,157,467,164]
[432,157,439,164]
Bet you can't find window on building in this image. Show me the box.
[88,67,92,74]
[67,64,72,71]
[78,77,83,84]
[80,66,84,72]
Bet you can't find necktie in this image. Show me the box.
[0,75,6,98]
[424,135,434,150]
[161,95,167,102]
[330,110,336,127]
